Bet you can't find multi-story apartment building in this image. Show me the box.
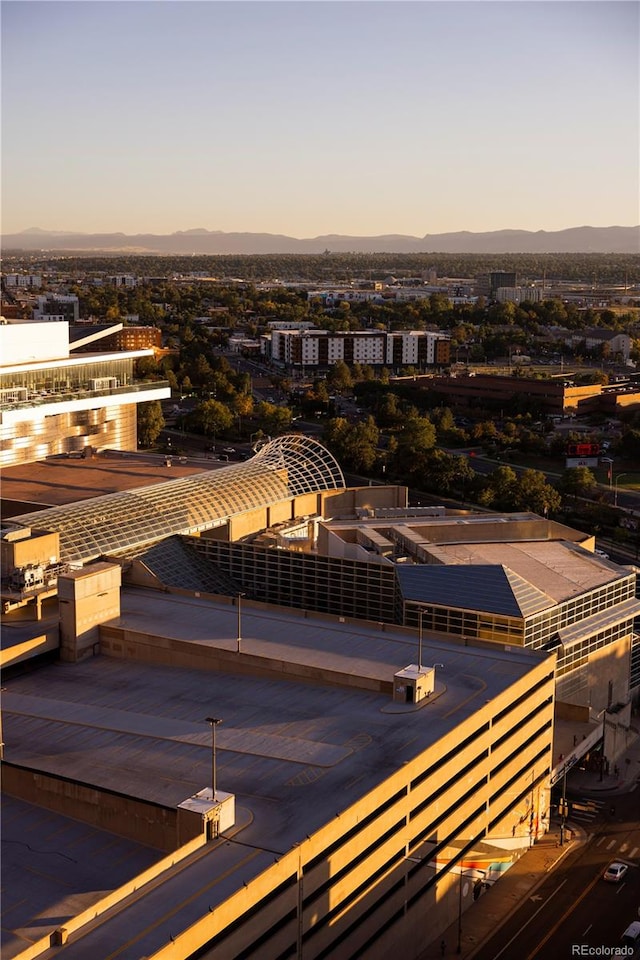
[495,287,545,304]
[265,329,450,369]
[564,328,631,361]
[75,325,164,355]
[33,293,80,323]
[3,274,43,288]
[0,320,170,467]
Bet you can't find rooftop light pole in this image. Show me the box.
[418,609,424,671]
[205,717,222,801]
[237,592,246,654]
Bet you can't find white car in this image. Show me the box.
[604,861,628,882]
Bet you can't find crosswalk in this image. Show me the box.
[569,797,606,824]
[595,834,640,861]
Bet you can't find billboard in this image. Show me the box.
[566,442,601,457]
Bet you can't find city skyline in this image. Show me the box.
[1,1,638,237]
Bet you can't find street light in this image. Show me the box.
[236,592,246,653]
[457,866,486,953]
[601,457,614,492]
[614,473,629,508]
[598,708,607,782]
[559,761,569,846]
[205,717,222,801]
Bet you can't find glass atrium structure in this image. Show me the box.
[10,435,345,564]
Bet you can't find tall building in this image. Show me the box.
[0,320,170,467]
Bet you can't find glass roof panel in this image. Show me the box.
[10,435,345,564]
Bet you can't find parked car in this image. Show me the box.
[223,447,236,453]
[621,921,640,955]
[604,861,628,882]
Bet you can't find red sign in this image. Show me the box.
[566,443,600,457]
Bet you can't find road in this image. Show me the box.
[471,786,640,960]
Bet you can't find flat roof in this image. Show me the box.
[1,588,550,958]
[4,588,548,819]
[1,451,223,509]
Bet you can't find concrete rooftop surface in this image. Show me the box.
[1,451,222,510]
[1,589,549,959]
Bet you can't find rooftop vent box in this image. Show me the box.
[393,664,435,704]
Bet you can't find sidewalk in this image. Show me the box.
[420,730,640,959]
[419,817,584,959]
[569,726,640,797]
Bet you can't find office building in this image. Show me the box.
[0,320,170,467]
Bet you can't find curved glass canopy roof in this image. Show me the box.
[11,435,345,564]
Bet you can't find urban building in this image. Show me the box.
[32,293,80,323]
[4,436,636,719]
[2,576,555,960]
[264,329,450,369]
[495,287,545,304]
[193,512,639,713]
[408,372,640,417]
[73,324,164,355]
[1,438,634,960]
[0,320,170,467]
[475,272,518,298]
[2,274,42,288]
[564,328,631,361]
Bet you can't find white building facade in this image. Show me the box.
[0,321,170,467]
[266,329,450,369]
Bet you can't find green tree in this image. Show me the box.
[485,465,518,509]
[255,401,293,436]
[394,415,437,480]
[513,469,561,515]
[194,399,233,438]
[425,450,475,496]
[137,400,165,448]
[327,360,353,394]
[557,467,598,501]
[323,416,379,472]
[620,428,640,461]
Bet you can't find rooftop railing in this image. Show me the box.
[0,379,170,411]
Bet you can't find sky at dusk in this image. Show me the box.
[1,0,638,237]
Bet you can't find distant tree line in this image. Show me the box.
[4,252,639,284]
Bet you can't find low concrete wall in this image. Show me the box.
[100,625,392,695]
[2,763,181,852]
[0,628,59,668]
